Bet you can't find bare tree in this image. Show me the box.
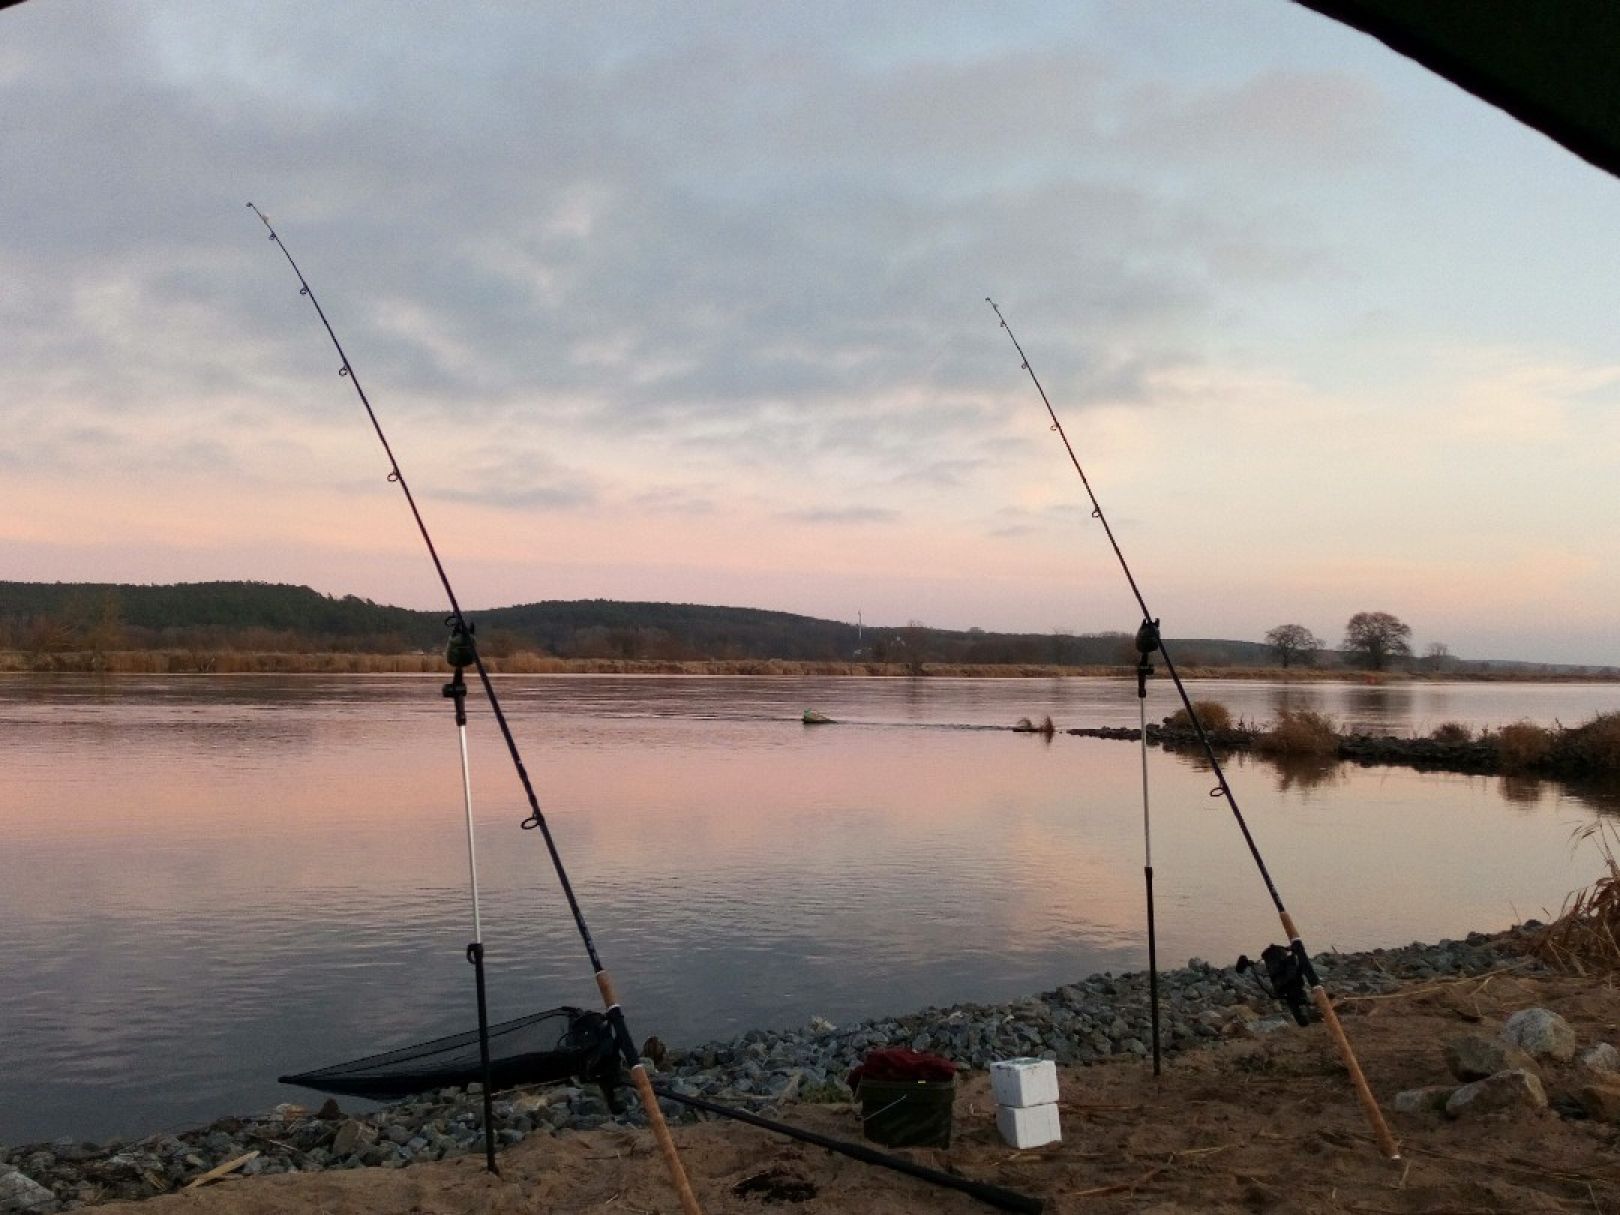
[897,620,930,676]
[1343,611,1413,670]
[1264,623,1322,669]
[1423,641,1453,673]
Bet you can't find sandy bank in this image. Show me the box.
[65,965,1620,1214]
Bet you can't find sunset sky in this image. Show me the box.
[4,2,1618,664]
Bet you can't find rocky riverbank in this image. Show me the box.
[0,929,1543,1211]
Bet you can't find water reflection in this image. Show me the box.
[1501,774,1548,807]
[0,673,1615,1145]
[1267,754,1345,794]
[1266,683,1324,723]
[1562,778,1620,816]
[1343,683,1416,734]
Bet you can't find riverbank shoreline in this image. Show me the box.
[0,928,1547,1209]
[4,650,1616,682]
[1065,713,1620,785]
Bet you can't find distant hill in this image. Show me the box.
[0,580,1611,675]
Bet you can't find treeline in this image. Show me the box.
[0,582,430,656]
[2,581,1610,676]
[0,580,1277,668]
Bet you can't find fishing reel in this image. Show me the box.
[1234,943,1313,1027]
[562,1009,627,1113]
[443,621,476,724]
[1134,618,1160,698]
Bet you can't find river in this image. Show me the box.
[1,673,1615,1143]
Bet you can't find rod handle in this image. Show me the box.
[629,1063,704,1215]
[1311,985,1401,1161]
[595,971,704,1214]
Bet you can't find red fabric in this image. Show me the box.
[848,1048,957,1090]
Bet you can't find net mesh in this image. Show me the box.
[279,1005,618,1101]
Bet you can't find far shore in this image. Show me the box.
[3,649,1616,682]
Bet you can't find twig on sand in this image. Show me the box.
[1070,1166,1165,1198]
[1412,1145,1620,1191]
[185,1151,259,1189]
[1169,1144,1234,1163]
[1331,966,1528,1007]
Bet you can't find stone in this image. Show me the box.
[0,1167,56,1213]
[1578,1077,1620,1122]
[1443,1033,1536,1082]
[316,1099,343,1121]
[1234,1014,1292,1039]
[1578,1043,1620,1077]
[1501,1008,1577,1061]
[1392,1086,1455,1115]
[330,1120,376,1157]
[1444,1069,1547,1119]
[807,1016,836,1035]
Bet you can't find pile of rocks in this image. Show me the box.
[0,929,1539,1212]
[1394,1006,1619,1121]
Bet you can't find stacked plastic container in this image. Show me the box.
[989,1057,1062,1149]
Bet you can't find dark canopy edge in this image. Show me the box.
[1294,0,1620,182]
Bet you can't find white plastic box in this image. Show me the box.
[996,1101,1062,1149]
[989,1057,1059,1108]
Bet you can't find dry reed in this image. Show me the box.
[1254,708,1339,756]
[1528,823,1620,973]
[1429,721,1474,744]
[1163,700,1234,732]
[1493,720,1555,770]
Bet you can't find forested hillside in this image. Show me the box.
[0,580,1274,667]
[13,581,1604,675]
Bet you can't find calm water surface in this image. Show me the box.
[1,674,1616,1143]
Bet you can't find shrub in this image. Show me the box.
[1163,700,1234,733]
[1560,712,1620,774]
[1255,709,1339,756]
[1493,720,1555,771]
[1012,715,1056,737]
[1430,721,1474,744]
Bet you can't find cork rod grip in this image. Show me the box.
[630,1063,704,1215]
[595,970,705,1214]
[1280,912,1399,1158]
[1312,986,1401,1160]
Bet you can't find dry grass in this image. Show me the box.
[0,651,1123,678]
[1492,720,1556,771]
[1529,824,1620,973]
[1559,711,1620,774]
[1163,700,1234,732]
[1430,720,1474,743]
[1254,708,1339,756]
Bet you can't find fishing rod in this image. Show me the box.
[985,297,1400,1162]
[247,204,704,1214]
[652,1084,1043,1215]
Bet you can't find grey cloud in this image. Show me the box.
[402,442,599,512]
[632,486,718,516]
[0,3,1346,493]
[777,506,901,525]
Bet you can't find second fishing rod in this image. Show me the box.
[986,297,1400,1163]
